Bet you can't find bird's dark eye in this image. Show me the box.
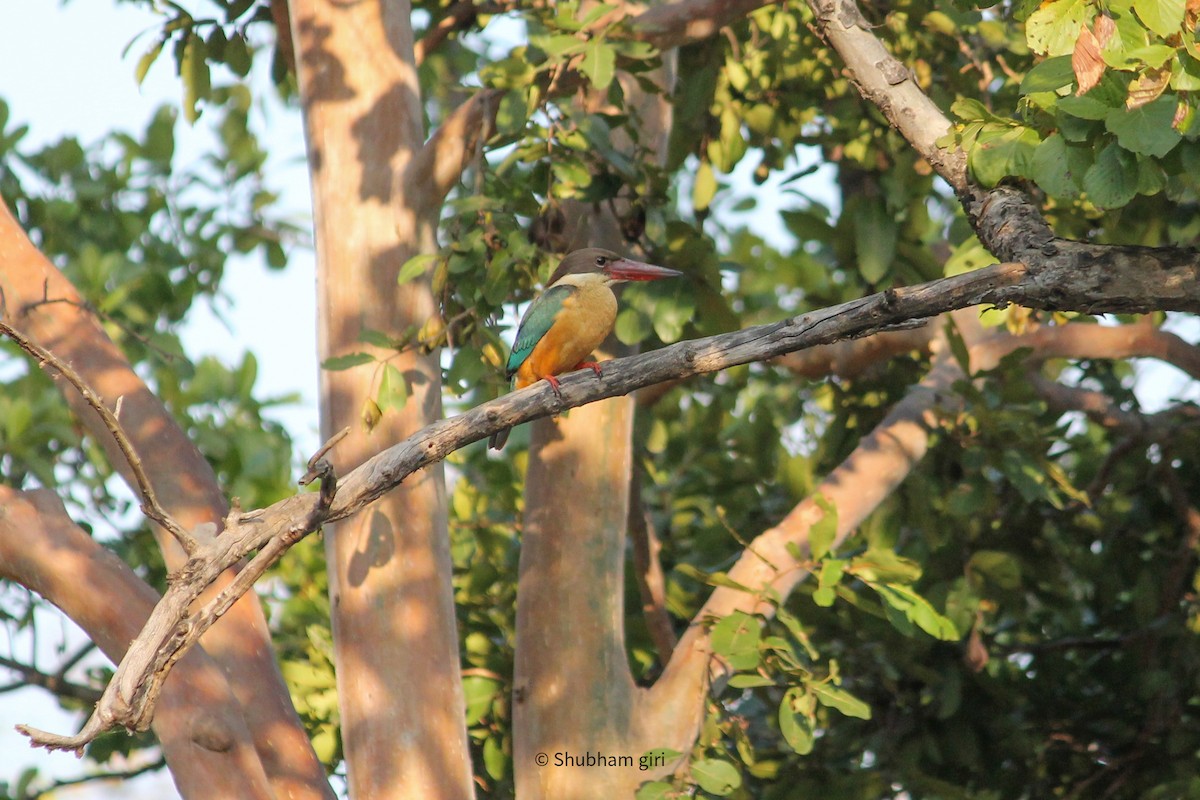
[595,256,607,267]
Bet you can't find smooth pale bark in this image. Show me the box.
[0,198,330,799]
[514,403,639,798]
[288,0,472,797]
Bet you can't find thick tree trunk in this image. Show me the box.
[289,1,473,797]
[514,401,639,798]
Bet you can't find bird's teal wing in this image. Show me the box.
[506,284,576,379]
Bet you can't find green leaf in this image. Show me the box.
[463,675,500,726]
[967,550,1023,590]
[135,37,165,86]
[1026,0,1092,56]
[398,253,438,285]
[874,584,960,640]
[377,364,409,412]
[968,125,1041,187]
[180,33,211,124]
[812,683,872,720]
[855,200,897,284]
[1031,133,1087,197]
[728,673,777,688]
[614,307,651,344]
[809,494,838,561]
[1105,95,1182,156]
[483,734,507,780]
[692,758,741,796]
[693,161,718,212]
[1021,55,1076,93]
[321,352,374,370]
[1133,0,1185,38]
[1057,93,1117,120]
[579,39,616,90]
[779,687,815,754]
[1083,141,1138,208]
[848,548,923,584]
[635,781,674,800]
[358,327,397,349]
[710,611,763,671]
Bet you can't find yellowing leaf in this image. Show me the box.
[1127,65,1171,108]
[1072,24,1105,95]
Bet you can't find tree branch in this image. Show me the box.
[806,0,967,190]
[0,488,275,797]
[23,756,166,800]
[805,0,1200,318]
[0,654,102,705]
[414,1,503,66]
[626,0,773,50]
[0,320,197,555]
[403,88,502,219]
[18,249,1200,749]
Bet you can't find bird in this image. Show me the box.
[488,247,683,450]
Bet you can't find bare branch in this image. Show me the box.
[627,0,772,50]
[804,0,1200,319]
[0,320,197,555]
[0,488,276,797]
[1029,371,1200,435]
[404,88,503,218]
[0,654,102,705]
[777,323,938,379]
[25,756,166,800]
[18,249,1200,749]
[414,1,502,66]
[806,0,967,190]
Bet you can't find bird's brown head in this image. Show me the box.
[547,248,682,287]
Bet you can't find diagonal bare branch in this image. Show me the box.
[17,247,1200,751]
[0,320,197,555]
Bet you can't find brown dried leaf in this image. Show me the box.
[1093,13,1116,46]
[1127,66,1172,109]
[1073,25,1105,96]
[1188,0,1200,30]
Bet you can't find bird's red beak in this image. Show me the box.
[607,258,683,282]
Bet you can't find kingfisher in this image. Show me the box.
[488,247,682,450]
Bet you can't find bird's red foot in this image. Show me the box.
[543,374,563,397]
[575,360,603,378]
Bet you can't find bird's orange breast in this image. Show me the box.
[515,283,617,389]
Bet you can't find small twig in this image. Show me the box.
[0,654,102,704]
[0,320,198,555]
[300,426,349,510]
[21,295,179,363]
[25,757,166,800]
[413,1,503,66]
